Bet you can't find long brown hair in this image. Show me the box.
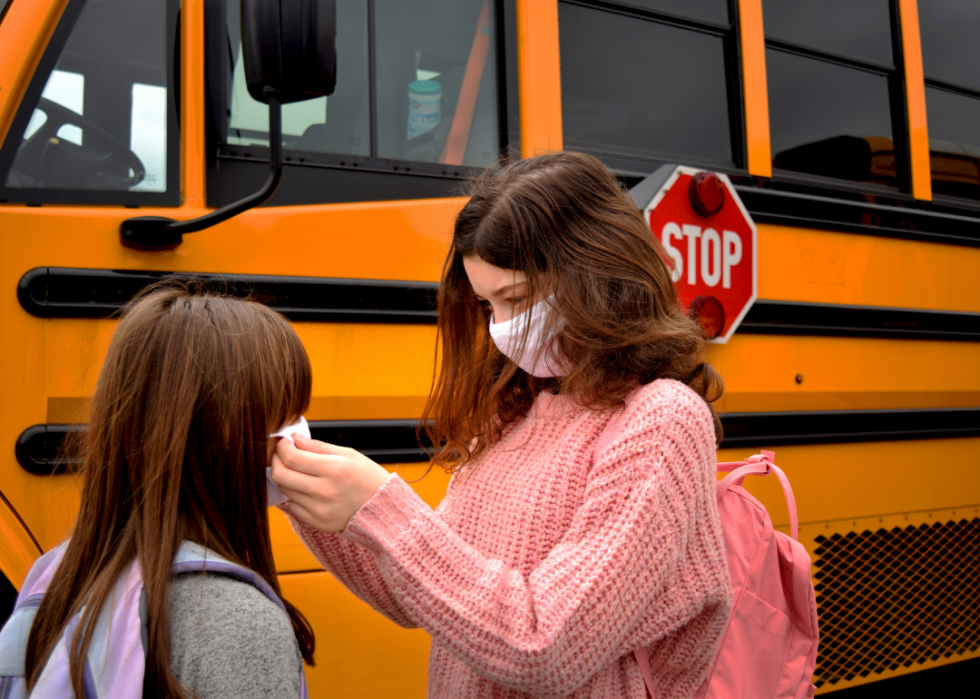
[25,285,316,697]
[422,151,723,471]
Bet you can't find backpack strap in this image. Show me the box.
[717,450,799,541]
[170,541,288,615]
[590,406,629,468]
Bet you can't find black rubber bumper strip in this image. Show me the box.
[17,409,980,475]
[18,267,980,340]
[15,420,431,476]
[719,407,980,447]
[17,267,439,324]
[740,300,980,341]
[736,186,980,248]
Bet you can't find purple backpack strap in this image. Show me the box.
[0,541,308,699]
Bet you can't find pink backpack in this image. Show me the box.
[596,415,819,699]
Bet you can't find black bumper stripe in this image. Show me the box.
[16,409,980,475]
[17,267,980,340]
[741,300,980,341]
[17,267,439,324]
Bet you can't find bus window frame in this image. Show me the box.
[764,0,914,199]
[918,4,980,209]
[558,0,747,179]
[924,79,980,209]
[203,0,521,208]
[0,0,181,207]
[0,0,13,27]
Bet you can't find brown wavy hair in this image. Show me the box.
[422,151,723,471]
[25,285,315,697]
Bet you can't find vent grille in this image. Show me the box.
[813,518,980,687]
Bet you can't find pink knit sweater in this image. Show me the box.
[287,379,731,699]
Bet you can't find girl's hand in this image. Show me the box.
[271,434,391,532]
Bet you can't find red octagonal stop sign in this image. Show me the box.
[631,165,757,343]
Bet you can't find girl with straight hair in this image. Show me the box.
[272,151,732,699]
[1,287,315,699]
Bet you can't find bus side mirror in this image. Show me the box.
[121,0,337,251]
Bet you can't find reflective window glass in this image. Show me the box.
[225,0,370,157]
[374,0,498,167]
[560,3,734,168]
[763,0,893,67]
[617,0,729,26]
[926,87,980,200]
[767,49,895,185]
[919,0,980,93]
[1,0,176,198]
[223,0,499,169]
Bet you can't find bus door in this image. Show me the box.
[0,0,513,696]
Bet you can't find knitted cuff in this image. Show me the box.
[341,473,432,553]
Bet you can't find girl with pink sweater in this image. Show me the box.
[271,152,732,699]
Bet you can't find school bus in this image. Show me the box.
[1,0,978,696]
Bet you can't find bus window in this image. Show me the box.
[222,0,499,169]
[225,0,370,158]
[559,1,737,173]
[764,0,903,189]
[763,0,893,68]
[0,0,179,205]
[919,1,980,201]
[614,1,729,27]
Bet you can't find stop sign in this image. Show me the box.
[630,165,757,343]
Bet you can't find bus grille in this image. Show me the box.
[812,517,980,688]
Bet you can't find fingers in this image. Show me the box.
[275,437,347,476]
[279,496,338,532]
[270,453,330,496]
[292,433,351,456]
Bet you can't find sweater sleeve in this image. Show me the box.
[329,383,731,698]
[281,501,419,629]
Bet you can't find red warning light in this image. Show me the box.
[689,172,726,217]
[688,295,726,339]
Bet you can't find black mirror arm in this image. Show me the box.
[121,98,283,251]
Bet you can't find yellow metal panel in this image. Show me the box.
[0,494,42,589]
[0,0,69,145]
[737,0,772,177]
[711,334,980,413]
[181,0,206,208]
[0,198,460,281]
[279,570,430,699]
[897,0,932,202]
[517,0,562,157]
[756,223,980,312]
[719,438,980,527]
[0,313,443,551]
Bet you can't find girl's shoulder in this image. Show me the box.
[621,378,715,441]
[168,572,303,699]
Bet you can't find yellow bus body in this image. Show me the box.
[1,0,978,695]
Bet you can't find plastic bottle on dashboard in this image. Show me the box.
[407,80,441,140]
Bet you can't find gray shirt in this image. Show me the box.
[168,572,304,699]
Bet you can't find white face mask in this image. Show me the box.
[488,296,567,378]
[267,416,311,507]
